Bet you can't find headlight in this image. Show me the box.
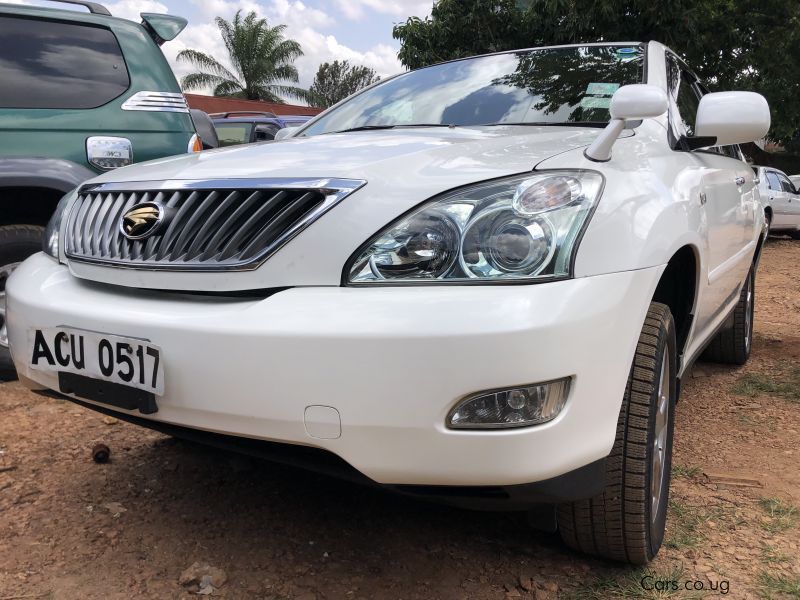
[42,191,76,260]
[347,171,603,284]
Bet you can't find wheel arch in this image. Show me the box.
[651,244,700,363]
[0,158,94,227]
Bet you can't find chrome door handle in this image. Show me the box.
[735,176,746,186]
[699,192,707,205]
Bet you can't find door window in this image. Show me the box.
[0,15,130,109]
[666,55,700,137]
[777,173,797,193]
[766,171,782,191]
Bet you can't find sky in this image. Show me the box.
[11,0,435,96]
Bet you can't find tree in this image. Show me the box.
[178,10,307,103]
[308,60,380,108]
[393,0,800,145]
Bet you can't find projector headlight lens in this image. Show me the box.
[347,171,602,283]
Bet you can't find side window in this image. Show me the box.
[766,172,782,191]
[0,16,130,109]
[777,173,795,193]
[667,56,700,137]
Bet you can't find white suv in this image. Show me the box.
[6,42,770,564]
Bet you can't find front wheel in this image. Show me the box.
[0,225,45,380]
[557,302,677,564]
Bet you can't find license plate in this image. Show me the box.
[28,327,164,395]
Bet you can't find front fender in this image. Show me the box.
[0,158,96,193]
[536,122,706,279]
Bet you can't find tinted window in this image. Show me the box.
[215,123,253,146]
[777,173,796,193]
[766,172,782,191]
[0,16,130,109]
[667,56,700,136]
[301,45,644,136]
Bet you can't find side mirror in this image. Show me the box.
[274,127,299,141]
[189,109,219,150]
[585,84,668,161]
[694,92,770,147]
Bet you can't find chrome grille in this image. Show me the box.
[64,178,365,270]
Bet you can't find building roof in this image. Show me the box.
[184,93,322,117]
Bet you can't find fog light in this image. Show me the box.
[447,378,570,429]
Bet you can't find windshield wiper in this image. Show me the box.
[327,123,455,134]
[484,121,607,129]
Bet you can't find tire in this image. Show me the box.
[701,267,754,365]
[0,225,45,381]
[557,302,677,564]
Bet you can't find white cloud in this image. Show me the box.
[104,0,168,20]
[9,0,408,103]
[333,0,432,21]
[163,0,404,98]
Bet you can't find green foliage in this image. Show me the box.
[308,60,380,109]
[178,10,307,103]
[758,498,798,534]
[757,571,800,599]
[393,0,800,144]
[733,364,800,402]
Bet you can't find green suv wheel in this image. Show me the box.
[0,225,44,380]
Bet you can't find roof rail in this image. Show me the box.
[210,111,278,119]
[42,0,112,15]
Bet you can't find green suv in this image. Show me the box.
[0,0,202,377]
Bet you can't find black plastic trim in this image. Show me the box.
[41,390,608,510]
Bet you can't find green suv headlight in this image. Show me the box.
[347,171,603,284]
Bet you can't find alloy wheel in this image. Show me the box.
[650,351,670,530]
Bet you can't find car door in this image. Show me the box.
[765,170,788,216]
[776,171,800,219]
[666,55,755,338]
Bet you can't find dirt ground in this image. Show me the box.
[1,239,798,600]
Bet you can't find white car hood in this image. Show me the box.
[72,126,604,291]
[95,125,598,184]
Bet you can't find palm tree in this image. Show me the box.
[178,10,307,103]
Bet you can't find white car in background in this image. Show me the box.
[6,41,770,564]
[755,166,800,238]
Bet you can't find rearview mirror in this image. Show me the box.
[274,127,299,141]
[694,92,770,147]
[189,109,219,150]
[585,84,668,161]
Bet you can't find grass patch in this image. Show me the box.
[758,498,798,534]
[760,545,792,565]
[672,465,701,479]
[737,413,759,427]
[570,565,705,599]
[757,571,800,599]
[733,364,800,402]
[665,499,722,550]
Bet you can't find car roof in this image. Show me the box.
[0,1,147,32]
[213,116,311,124]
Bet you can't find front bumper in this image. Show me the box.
[7,253,663,489]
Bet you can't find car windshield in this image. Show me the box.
[215,123,253,146]
[300,44,644,137]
